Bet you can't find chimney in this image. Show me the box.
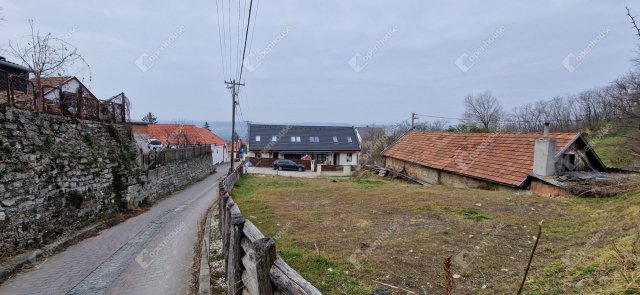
[533,123,556,177]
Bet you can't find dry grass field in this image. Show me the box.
[231,173,640,294]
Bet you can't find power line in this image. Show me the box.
[238,0,254,84]
[215,0,228,79]
[235,0,242,80]
[247,0,261,58]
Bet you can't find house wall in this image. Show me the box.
[246,151,272,158]
[43,79,81,100]
[529,180,573,198]
[336,152,359,166]
[211,144,227,164]
[556,143,597,173]
[384,157,517,191]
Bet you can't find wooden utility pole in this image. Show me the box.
[225,79,244,174]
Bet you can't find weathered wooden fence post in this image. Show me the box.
[228,202,246,295]
[77,88,84,119]
[253,238,276,294]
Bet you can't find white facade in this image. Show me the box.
[246,150,359,166]
[211,144,228,165]
[336,152,359,166]
[43,78,83,100]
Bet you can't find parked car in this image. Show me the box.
[148,139,164,151]
[273,159,305,171]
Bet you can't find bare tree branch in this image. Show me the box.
[7,19,91,110]
[627,6,640,40]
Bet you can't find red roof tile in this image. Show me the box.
[383,131,580,187]
[146,124,226,146]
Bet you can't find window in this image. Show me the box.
[315,154,327,164]
[271,136,277,142]
[255,136,261,142]
[291,136,301,142]
[346,153,353,162]
[347,136,353,143]
[309,136,320,143]
[333,136,338,143]
[564,153,577,170]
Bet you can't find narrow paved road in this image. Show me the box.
[0,163,229,295]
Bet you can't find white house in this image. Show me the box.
[247,124,362,166]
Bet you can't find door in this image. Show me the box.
[273,152,279,159]
[333,153,339,165]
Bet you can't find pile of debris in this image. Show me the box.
[557,172,639,197]
[364,165,428,185]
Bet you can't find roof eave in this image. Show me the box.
[384,154,523,188]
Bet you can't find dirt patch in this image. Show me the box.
[231,174,640,294]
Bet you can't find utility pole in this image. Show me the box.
[225,79,244,174]
[411,112,418,129]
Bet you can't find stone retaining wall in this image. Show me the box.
[0,107,213,256]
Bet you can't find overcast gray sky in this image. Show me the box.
[1,1,637,125]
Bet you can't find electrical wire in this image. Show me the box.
[238,0,254,84]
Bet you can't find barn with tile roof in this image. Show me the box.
[382,129,606,192]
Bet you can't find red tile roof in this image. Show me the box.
[383,131,580,187]
[145,124,226,146]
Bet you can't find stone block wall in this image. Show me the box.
[126,156,215,206]
[0,107,213,256]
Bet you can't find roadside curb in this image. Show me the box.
[198,206,214,295]
[0,222,101,283]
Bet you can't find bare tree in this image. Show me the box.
[463,91,503,131]
[7,20,90,110]
[0,7,6,22]
[415,120,449,131]
[141,112,158,124]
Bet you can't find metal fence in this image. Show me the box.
[0,69,130,123]
[141,145,211,169]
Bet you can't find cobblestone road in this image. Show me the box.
[0,164,229,295]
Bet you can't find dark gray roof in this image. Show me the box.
[0,57,30,73]
[249,124,361,152]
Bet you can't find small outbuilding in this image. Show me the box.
[382,124,608,196]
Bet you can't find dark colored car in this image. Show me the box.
[273,159,305,171]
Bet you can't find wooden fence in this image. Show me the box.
[218,165,322,295]
[140,146,211,169]
[0,69,129,123]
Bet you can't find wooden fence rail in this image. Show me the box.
[218,165,322,295]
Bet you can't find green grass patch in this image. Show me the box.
[280,248,370,294]
[461,209,491,221]
[262,180,308,188]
